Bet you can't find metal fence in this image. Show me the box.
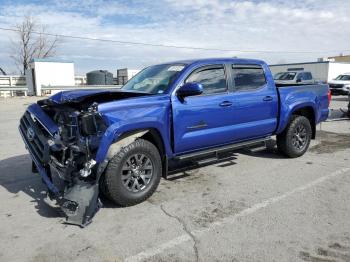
[0,75,27,97]
[0,75,122,97]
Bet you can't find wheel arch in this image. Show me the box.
[291,106,316,139]
[97,127,168,179]
[277,102,317,139]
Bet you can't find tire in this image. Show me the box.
[277,115,312,158]
[103,139,162,206]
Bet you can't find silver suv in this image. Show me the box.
[274,71,314,85]
[328,73,350,95]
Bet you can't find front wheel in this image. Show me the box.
[277,115,312,158]
[103,139,162,206]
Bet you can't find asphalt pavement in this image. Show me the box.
[0,95,349,262]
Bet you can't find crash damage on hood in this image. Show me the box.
[19,90,151,227]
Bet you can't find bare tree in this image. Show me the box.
[10,16,59,75]
[0,67,6,75]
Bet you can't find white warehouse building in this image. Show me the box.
[26,58,75,96]
[269,61,350,83]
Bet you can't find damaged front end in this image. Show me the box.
[19,100,108,227]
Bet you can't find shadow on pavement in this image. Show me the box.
[0,154,61,218]
[0,145,287,210]
[237,139,288,160]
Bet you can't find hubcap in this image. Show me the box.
[121,153,153,193]
[292,124,308,150]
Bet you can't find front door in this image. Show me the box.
[172,64,235,154]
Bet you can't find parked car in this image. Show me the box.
[19,58,330,226]
[328,73,350,95]
[274,71,315,85]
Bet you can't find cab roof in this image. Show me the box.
[163,57,267,66]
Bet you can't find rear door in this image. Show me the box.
[171,64,236,154]
[228,64,279,141]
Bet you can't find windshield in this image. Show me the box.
[335,75,350,81]
[122,64,185,94]
[274,72,296,80]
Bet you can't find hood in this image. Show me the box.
[39,89,152,110]
[49,89,114,103]
[328,80,350,85]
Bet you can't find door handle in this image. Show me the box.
[219,101,233,107]
[263,96,273,102]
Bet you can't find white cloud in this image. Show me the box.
[0,0,349,74]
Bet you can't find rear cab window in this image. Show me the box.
[231,64,266,91]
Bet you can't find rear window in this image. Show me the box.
[232,65,266,91]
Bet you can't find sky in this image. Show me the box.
[0,0,349,75]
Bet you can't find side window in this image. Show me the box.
[186,66,227,95]
[305,73,312,80]
[297,73,304,80]
[232,65,266,91]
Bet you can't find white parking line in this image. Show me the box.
[125,167,350,262]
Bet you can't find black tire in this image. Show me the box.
[277,115,312,158]
[103,139,162,206]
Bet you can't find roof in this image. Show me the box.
[159,57,267,66]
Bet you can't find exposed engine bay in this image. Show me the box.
[38,100,108,226]
[19,90,152,226]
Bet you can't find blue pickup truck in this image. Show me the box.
[19,58,330,226]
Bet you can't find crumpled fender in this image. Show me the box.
[105,130,148,160]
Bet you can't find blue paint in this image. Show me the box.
[27,103,59,135]
[18,127,59,194]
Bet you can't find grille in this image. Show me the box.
[329,84,344,89]
[19,111,50,164]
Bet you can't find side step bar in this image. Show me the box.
[175,137,271,161]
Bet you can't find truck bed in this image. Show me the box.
[275,83,330,134]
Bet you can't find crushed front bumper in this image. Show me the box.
[19,109,102,227]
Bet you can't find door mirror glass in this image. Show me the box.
[177,82,203,97]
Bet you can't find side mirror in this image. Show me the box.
[177,82,203,98]
[296,78,302,83]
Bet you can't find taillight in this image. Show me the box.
[327,89,332,106]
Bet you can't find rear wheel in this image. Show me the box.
[277,115,312,158]
[103,139,162,206]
